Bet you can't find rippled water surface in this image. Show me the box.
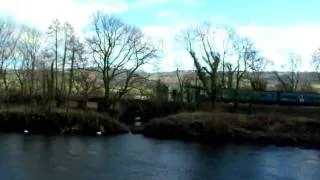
[0,133,319,180]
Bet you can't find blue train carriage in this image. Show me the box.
[219,89,236,103]
[297,93,320,106]
[257,91,278,104]
[219,89,278,104]
[219,89,252,103]
[238,90,250,103]
[219,89,320,106]
[244,91,278,104]
[279,92,320,105]
[233,90,256,103]
[279,92,301,105]
[278,92,320,105]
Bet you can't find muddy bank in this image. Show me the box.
[143,112,320,149]
[0,111,129,136]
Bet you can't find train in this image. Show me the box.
[219,89,320,106]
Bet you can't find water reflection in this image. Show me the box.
[0,134,319,180]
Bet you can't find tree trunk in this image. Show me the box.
[61,38,67,96]
[210,75,216,110]
[67,48,75,113]
[48,61,55,112]
[31,57,35,98]
[104,78,110,105]
[100,71,111,112]
[42,70,46,101]
[222,61,225,88]
[1,71,9,112]
[55,30,58,98]
[234,78,240,109]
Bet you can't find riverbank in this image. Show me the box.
[0,110,129,135]
[143,112,320,149]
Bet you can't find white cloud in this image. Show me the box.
[1,0,319,72]
[156,10,175,18]
[134,0,204,8]
[141,21,320,72]
[0,0,129,34]
[141,24,191,72]
[237,23,320,71]
[134,0,174,7]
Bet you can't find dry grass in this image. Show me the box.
[0,101,98,113]
[143,111,320,148]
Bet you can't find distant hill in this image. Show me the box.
[5,68,320,92]
[146,71,320,91]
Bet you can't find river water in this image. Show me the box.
[0,133,319,180]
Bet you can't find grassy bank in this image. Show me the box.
[143,112,320,149]
[0,110,129,136]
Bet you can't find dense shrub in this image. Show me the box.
[0,110,129,135]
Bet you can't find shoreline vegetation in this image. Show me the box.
[0,109,129,136]
[1,103,320,150]
[0,104,320,149]
[143,111,320,149]
[1,102,320,150]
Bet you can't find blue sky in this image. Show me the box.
[119,0,320,26]
[1,0,320,72]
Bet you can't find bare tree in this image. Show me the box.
[174,62,192,102]
[248,57,270,91]
[288,54,301,92]
[175,68,187,102]
[38,46,56,109]
[219,27,236,89]
[232,37,257,107]
[48,19,61,98]
[13,51,27,96]
[274,53,301,92]
[61,23,74,96]
[0,18,19,110]
[225,62,235,89]
[74,70,99,109]
[19,25,42,97]
[87,12,158,111]
[180,23,221,108]
[66,35,85,111]
[312,48,320,81]
[300,81,314,92]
